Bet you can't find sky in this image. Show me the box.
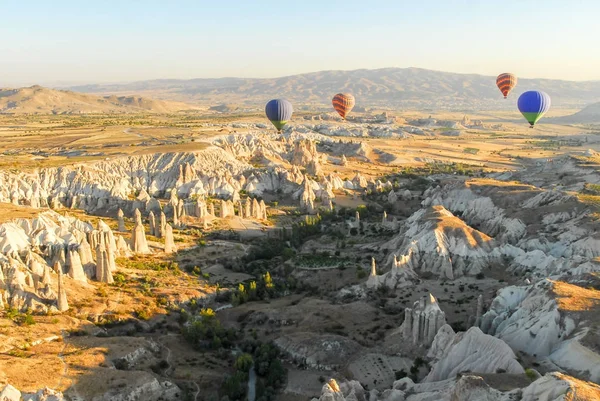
[2,0,600,86]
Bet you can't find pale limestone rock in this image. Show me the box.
[117,208,126,232]
[95,247,113,284]
[56,270,69,312]
[0,384,21,401]
[366,257,379,288]
[66,249,86,283]
[252,198,260,219]
[173,204,179,227]
[158,211,167,238]
[306,159,323,176]
[148,211,156,237]
[116,235,132,257]
[131,216,150,254]
[388,190,398,204]
[475,294,483,327]
[245,198,251,218]
[399,293,446,346]
[259,199,267,219]
[219,199,228,218]
[164,224,176,254]
[425,326,524,382]
[291,139,319,166]
[299,178,316,214]
[237,200,244,218]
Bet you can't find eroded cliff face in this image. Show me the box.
[0,210,127,313]
[480,279,600,383]
[418,179,600,278]
[311,372,600,401]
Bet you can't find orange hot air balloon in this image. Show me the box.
[332,93,355,119]
[496,73,517,99]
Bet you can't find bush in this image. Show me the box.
[182,309,237,350]
[234,353,254,373]
[475,272,485,279]
[525,368,538,381]
[395,369,407,380]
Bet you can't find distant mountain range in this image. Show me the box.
[67,68,600,110]
[0,85,199,114]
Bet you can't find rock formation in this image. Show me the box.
[130,209,150,254]
[56,268,69,312]
[148,211,156,236]
[66,248,86,283]
[158,211,167,237]
[425,326,524,382]
[164,224,176,254]
[383,206,498,279]
[117,208,126,232]
[399,293,446,346]
[340,154,348,166]
[291,139,319,166]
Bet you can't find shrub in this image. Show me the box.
[525,368,538,381]
[395,369,407,380]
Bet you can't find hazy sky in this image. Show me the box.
[2,0,599,86]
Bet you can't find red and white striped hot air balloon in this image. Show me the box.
[332,93,355,119]
[496,73,517,99]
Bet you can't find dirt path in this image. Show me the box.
[159,337,199,401]
[56,330,69,389]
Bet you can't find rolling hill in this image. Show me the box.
[68,68,600,110]
[0,85,200,114]
[551,102,600,124]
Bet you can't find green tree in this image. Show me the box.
[234,353,254,373]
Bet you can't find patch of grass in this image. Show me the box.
[117,256,180,272]
[293,254,345,269]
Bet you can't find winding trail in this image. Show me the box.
[56,331,83,400]
[158,336,199,401]
[56,330,69,389]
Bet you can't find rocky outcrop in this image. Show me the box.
[366,252,419,289]
[383,206,498,279]
[480,279,600,382]
[56,268,69,312]
[164,224,176,254]
[292,139,320,166]
[425,326,524,382]
[117,208,126,232]
[298,178,316,214]
[399,293,446,346]
[340,154,348,166]
[131,209,150,254]
[0,210,124,312]
[311,372,600,401]
[148,211,156,236]
[66,248,86,283]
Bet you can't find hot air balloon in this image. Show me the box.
[265,99,293,132]
[518,91,551,127]
[332,93,355,119]
[496,73,517,99]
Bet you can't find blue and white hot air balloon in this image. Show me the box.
[265,99,293,132]
[517,90,551,127]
